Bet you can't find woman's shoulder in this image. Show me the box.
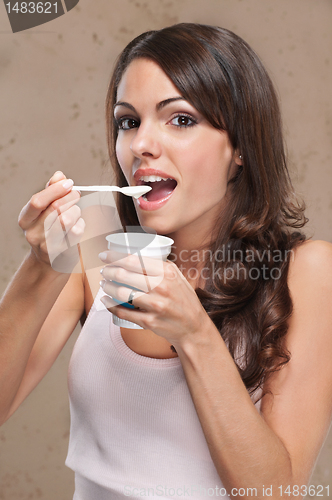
[288,239,332,284]
[287,239,332,326]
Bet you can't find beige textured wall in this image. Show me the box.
[0,0,331,498]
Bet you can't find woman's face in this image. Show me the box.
[114,58,240,247]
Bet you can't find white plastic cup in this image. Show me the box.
[105,232,174,329]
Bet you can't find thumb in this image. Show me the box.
[45,171,66,188]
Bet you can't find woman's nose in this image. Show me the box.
[130,122,162,159]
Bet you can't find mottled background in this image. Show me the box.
[0,0,331,498]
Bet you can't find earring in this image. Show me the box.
[239,155,243,160]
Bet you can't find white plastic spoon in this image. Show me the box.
[72,185,152,199]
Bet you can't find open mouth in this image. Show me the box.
[137,175,177,202]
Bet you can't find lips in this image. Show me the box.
[134,168,177,185]
[133,168,177,210]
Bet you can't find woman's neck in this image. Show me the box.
[167,234,212,290]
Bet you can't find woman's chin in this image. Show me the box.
[135,214,176,237]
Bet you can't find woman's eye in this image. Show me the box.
[115,117,139,130]
[170,114,197,128]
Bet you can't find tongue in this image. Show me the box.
[145,179,177,202]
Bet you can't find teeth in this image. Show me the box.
[139,175,171,182]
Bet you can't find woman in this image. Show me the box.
[1,23,332,499]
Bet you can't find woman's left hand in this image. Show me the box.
[99,251,211,348]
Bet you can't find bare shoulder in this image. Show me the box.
[288,239,332,290]
[286,239,332,343]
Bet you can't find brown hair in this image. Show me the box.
[105,23,307,394]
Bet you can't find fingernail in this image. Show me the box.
[100,296,108,307]
[62,179,74,190]
[100,268,104,275]
[99,280,105,289]
[99,252,108,261]
[100,295,112,308]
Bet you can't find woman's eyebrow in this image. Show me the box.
[113,101,136,113]
[113,96,186,113]
[156,96,186,110]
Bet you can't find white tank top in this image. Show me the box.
[65,289,229,499]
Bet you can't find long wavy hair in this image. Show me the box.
[105,23,308,395]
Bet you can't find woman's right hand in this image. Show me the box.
[18,171,85,272]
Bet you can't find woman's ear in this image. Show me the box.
[227,154,242,184]
[234,151,243,166]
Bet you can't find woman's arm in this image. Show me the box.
[174,240,332,497]
[174,313,293,497]
[0,266,85,424]
[260,240,332,485]
[0,172,85,424]
[100,239,332,499]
